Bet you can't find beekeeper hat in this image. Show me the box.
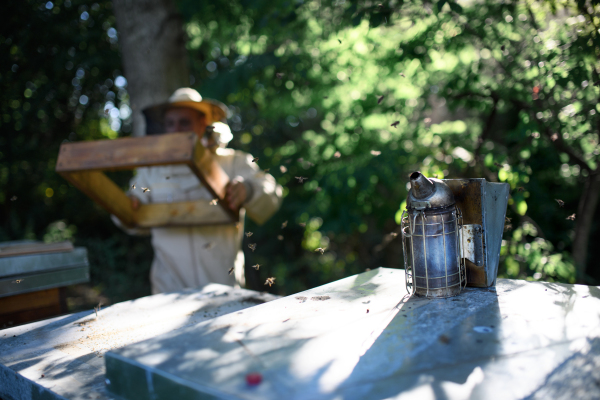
[142,88,228,135]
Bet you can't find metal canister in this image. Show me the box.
[401,172,466,298]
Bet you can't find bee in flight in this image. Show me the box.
[566,214,576,220]
[391,121,400,128]
[252,157,259,163]
[265,277,276,287]
[131,184,136,189]
[281,221,288,229]
[252,264,260,270]
[245,232,253,237]
[209,199,218,206]
[142,187,150,193]
[248,243,257,252]
[228,267,234,275]
[295,176,308,183]
[11,279,24,284]
[315,247,326,254]
[555,199,564,207]
[299,222,306,227]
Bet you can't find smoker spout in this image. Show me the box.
[410,172,435,199]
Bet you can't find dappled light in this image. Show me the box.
[1,0,599,305]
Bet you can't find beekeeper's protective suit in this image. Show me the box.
[113,88,282,293]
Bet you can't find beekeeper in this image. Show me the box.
[113,88,283,294]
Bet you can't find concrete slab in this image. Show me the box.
[102,268,600,400]
[0,284,278,400]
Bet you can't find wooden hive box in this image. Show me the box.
[55,132,238,228]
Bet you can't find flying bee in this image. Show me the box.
[505,217,512,223]
[228,267,234,275]
[516,187,525,192]
[263,169,270,173]
[166,176,170,180]
[11,279,24,284]
[338,39,342,44]
[265,277,276,287]
[391,121,400,128]
[370,150,381,156]
[252,264,260,270]
[280,166,288,173]
[131,183,136,189]
[209,199,218,206]
[204,242,215,249]
[275,72,284,79]
[334,151,341,158]
[277,235,284,240]
[399,72,405,77]
[494,162,503,168]
[504,224,512,232]
[252,157,259,163]
[566,213,576,220]
[377,95,385,104]
[245,232,253,237]
[315,247,326,254]
[248,243,257,252]
[555,199,565,207]
[281,221,288,229]
[295,176,308,183]
[299,222,306,227]
[142,187,150,193]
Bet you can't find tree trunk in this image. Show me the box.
[573,171,600,283]
[112,0,189,137]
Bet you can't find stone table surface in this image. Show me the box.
[0,284,278,400]
[103,268,600,400]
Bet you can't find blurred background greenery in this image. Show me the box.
[1,0,598,310]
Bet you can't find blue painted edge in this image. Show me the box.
[0,362,69,400]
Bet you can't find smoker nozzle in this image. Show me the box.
[409,171,435,199]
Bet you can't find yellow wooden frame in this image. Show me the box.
[56,132,238,228]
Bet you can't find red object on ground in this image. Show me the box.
[246,372,262,386]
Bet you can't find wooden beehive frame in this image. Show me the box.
[55,132,238,228]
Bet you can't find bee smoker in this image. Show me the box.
[401,172,466,298]
[401,172,510,298]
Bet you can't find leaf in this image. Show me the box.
[448,1,463,13]
[437,0,447,12]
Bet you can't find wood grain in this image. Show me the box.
[56,134,238,227]
[56,132,195,172]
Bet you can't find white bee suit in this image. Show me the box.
[112,148,283,294]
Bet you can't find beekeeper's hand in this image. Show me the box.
[130,196,141,211]
[225,178,247,210]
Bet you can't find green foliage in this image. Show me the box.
[179,0,599,292]
[0,0,151,307]
[2,0,598,305]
